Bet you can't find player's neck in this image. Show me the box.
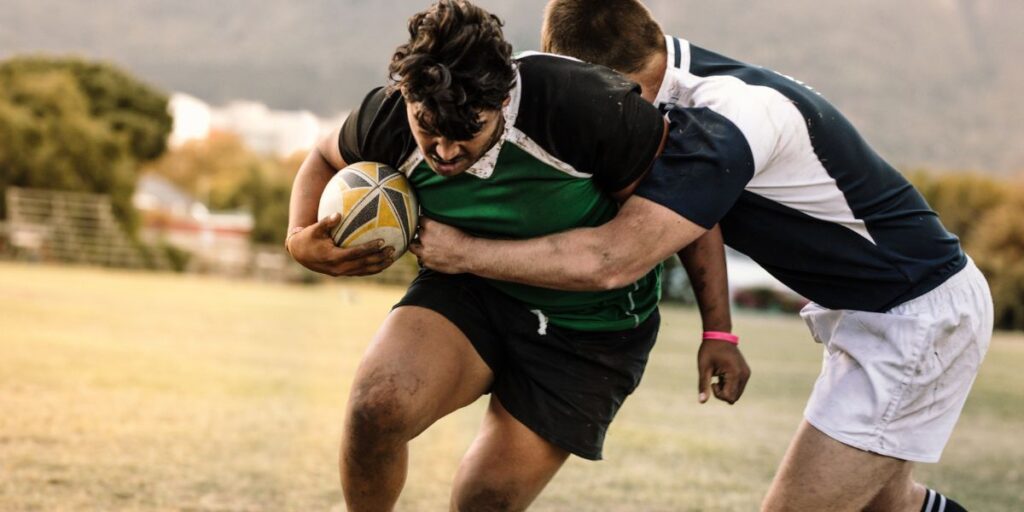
[629,51,668,104]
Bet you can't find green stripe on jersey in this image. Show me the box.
[409,141,661,332]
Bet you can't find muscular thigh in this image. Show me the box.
[348,305,493,437]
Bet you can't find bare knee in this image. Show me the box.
[452,484,522,512]
[345,369,423,450]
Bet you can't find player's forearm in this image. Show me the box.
[288,147,338,233]
[459,198,705,291]
[678,224,732,332]
[459,226,628,291]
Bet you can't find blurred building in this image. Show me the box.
[168,93,212,148]
[663,249,807,312]
[726,249,809,313]
[133,173,253,274]
[167,92,346,156]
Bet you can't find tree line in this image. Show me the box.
[2,56,1022,330]
[909,171,1024,331]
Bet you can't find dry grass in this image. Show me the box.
[1,262,1022,511]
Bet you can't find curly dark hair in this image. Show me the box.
[389,0,516,141]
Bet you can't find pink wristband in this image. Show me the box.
[702,331,739,345]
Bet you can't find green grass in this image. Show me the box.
[1,262,1022,511]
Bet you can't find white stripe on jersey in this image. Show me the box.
[507,128,592,178]
[924,489,936,511]
[657,36,875,244]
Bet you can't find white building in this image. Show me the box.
[211,101,322,156]
[168,93,212,148]
[166,93,347,157]
[133,173,254,274]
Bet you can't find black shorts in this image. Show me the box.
[394,270,660,460]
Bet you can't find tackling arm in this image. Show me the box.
[416,195,708,290]
[414,117,704,290]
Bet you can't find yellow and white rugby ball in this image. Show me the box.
[318,161,419,257]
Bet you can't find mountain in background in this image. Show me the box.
[2,0,1022,171]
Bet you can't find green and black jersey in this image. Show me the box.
[339,53,665,331]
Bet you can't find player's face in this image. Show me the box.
[405,102,505,177]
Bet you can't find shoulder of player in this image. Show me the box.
[515,52,639,103]
[354,86,408,132]
[512,52,647,142]
[341,86,414,167]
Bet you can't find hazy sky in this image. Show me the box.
[3,0,1021,170]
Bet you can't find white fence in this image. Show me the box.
[4,187,162,269]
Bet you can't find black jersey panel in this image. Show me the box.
[634,107,755,229]
[339,86,416,168]
[514,55,665,193]
[685,44,962,260]
[722,192,966,312]
[683,42,966,307]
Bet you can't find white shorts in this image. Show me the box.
[800,259,993,463]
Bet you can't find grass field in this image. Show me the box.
[1,262,1022,511]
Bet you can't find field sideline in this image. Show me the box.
[1,262,1022,511]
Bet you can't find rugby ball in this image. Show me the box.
[318,161,419,257]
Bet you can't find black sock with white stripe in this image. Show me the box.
[921,488,967,512]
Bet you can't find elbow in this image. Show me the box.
[559,228,651,291]
[584,254,648,291]
[598,265,648,291]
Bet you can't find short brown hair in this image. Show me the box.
[389,0,516,140]
[542,0,665,74]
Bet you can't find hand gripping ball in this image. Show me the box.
[318,161,419,257]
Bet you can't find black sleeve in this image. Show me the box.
[589,91,665,192]
[338,87,416,168]
[515,56,665,193]
[634,107,756,229]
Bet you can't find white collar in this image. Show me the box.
[653,35,692,111]
[400,67,522,180]
[462,66,522,179]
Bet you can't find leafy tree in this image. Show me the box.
[907,170,1009,244]
[232,164,294,245]
[143,133,299,245]
[0,56,171,228]
[143,131,259,209]
[909,170,1024,330]
[0,57,171,161]
[969,193,1024,330]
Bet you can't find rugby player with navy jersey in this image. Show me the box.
[412,1,994,510]
[285,1,752,510]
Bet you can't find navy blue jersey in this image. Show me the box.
[636,36,965,312]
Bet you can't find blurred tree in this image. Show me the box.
[909,169,1024,330]
[0,57,172,161]
[908,170,1009,244]
[968,193,1024,330]
[144,131,256,209]
[250,153,300,245]
[0,56,171,228]
[144,133,300,244]
[229,161,294,245]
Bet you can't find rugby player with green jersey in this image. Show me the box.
[284,1,677,510]
[345,54,663,332]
